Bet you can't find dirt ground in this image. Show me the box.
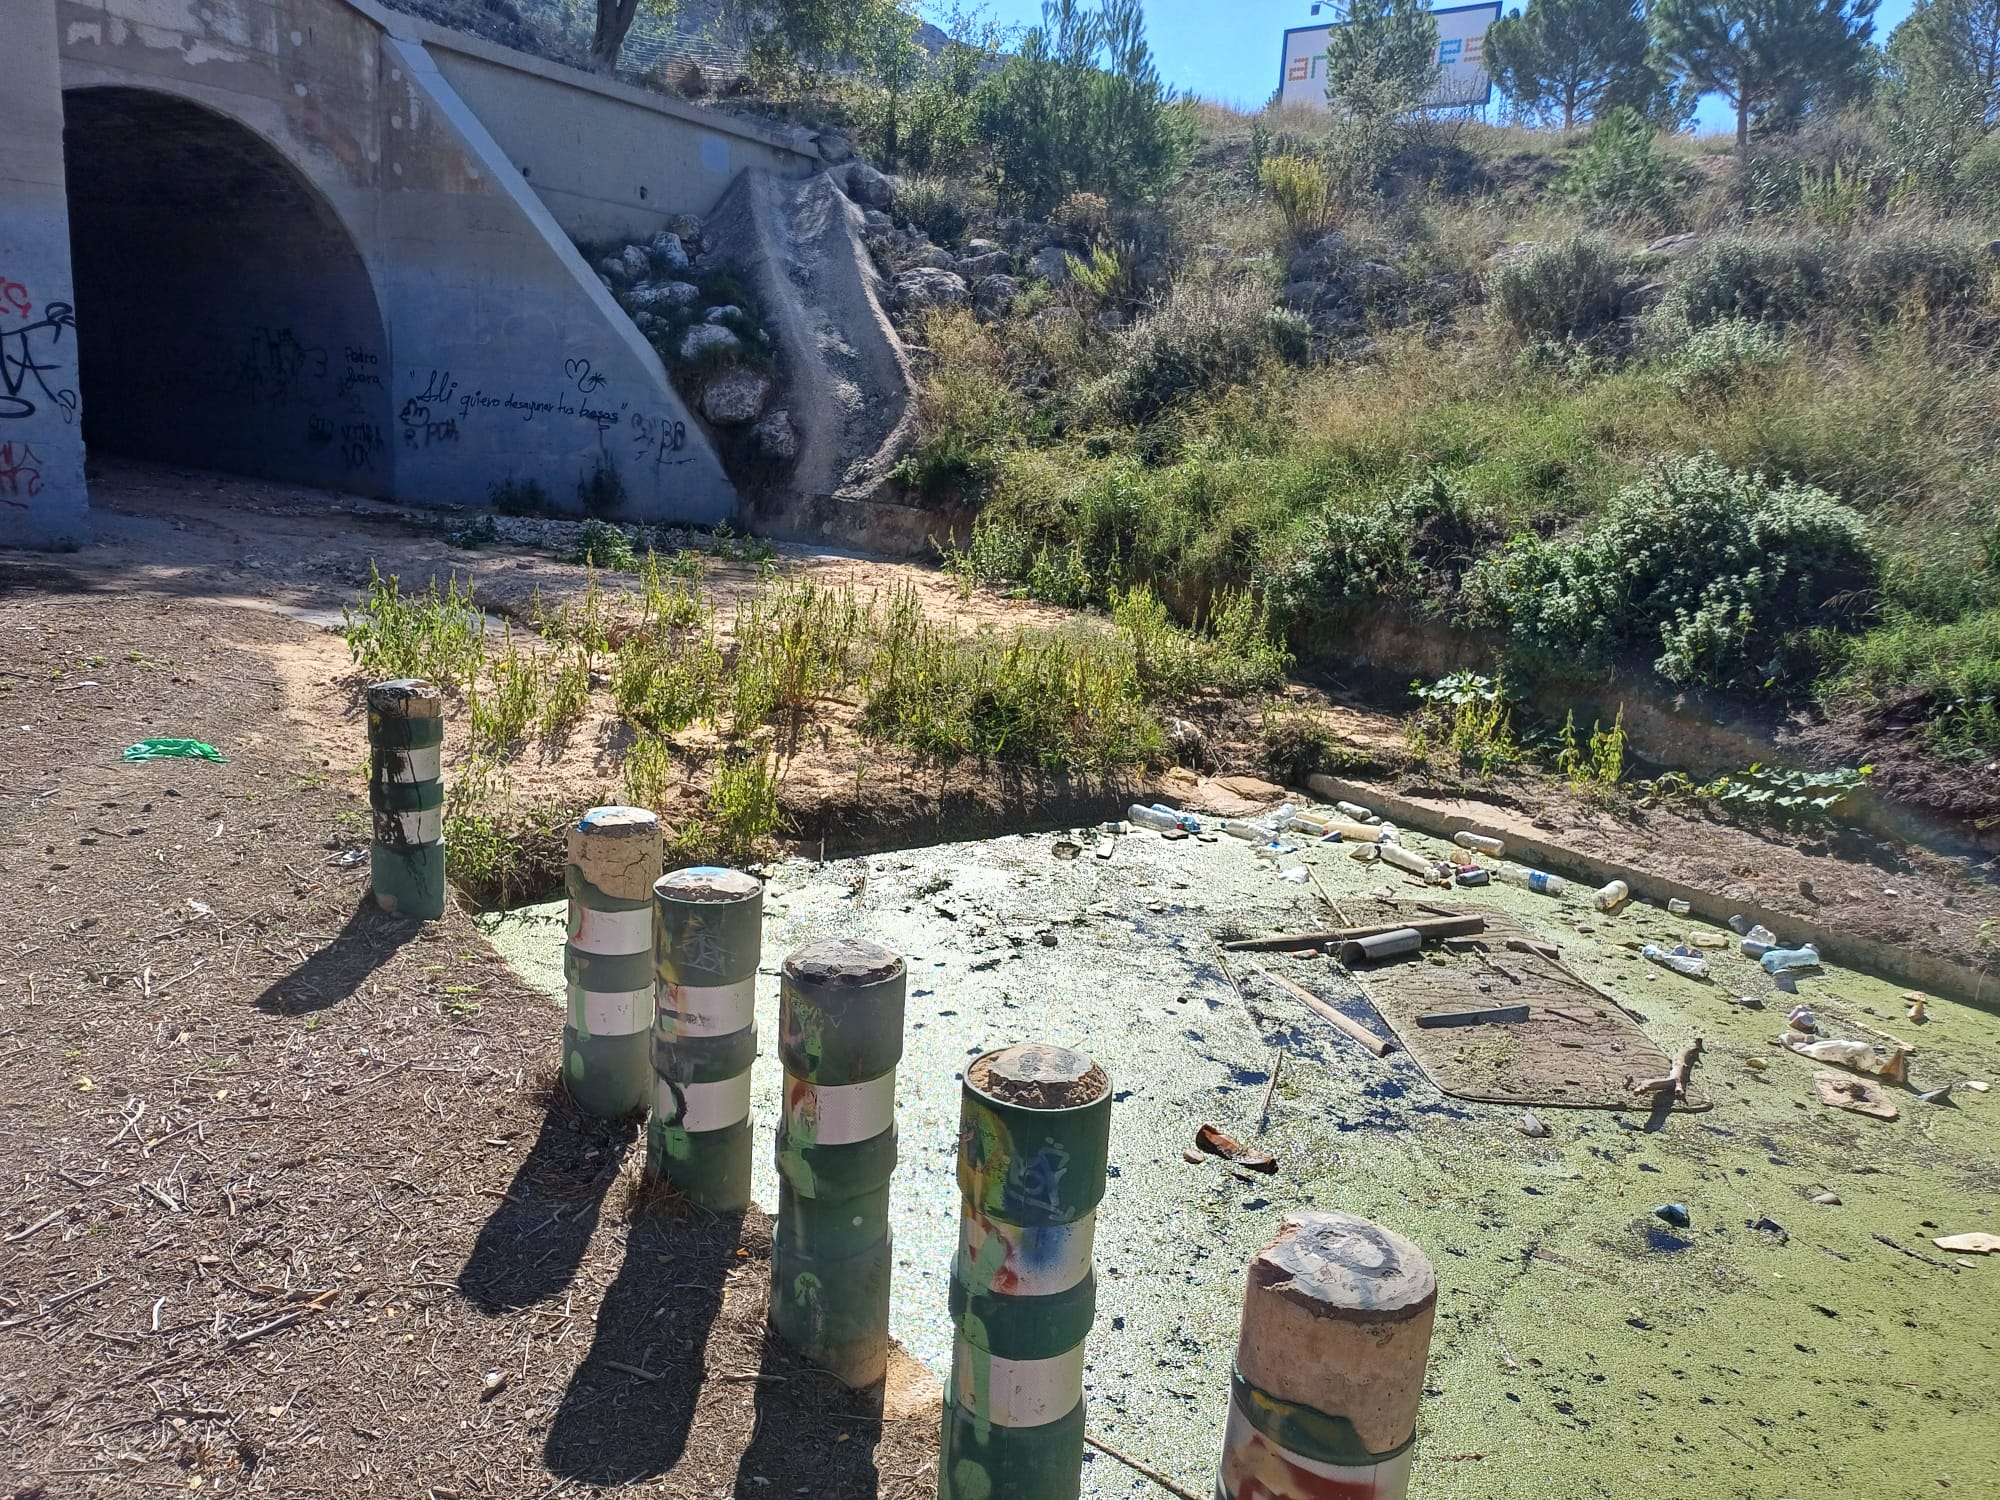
[4,462,1999,1493]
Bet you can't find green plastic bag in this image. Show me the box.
[121,739,226,763]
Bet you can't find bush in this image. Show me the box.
[1659,235,1830,331]
[1828,605,2000,754]
[1956,133,2000,211]
[897,174,970,246]
[1839,224,1990,324]
[1260,153,1338,250]
[568,518,638,570]
[1666,317,1786,402]
[1276,470,1488,619]
[1470,454,1877,689]
[1490,235,1626,343]
[1089,278,1300,424]
[1559,108,1679,226]
[490,477,550,515]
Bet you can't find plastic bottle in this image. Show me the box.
[1379,843,1449,883]
[1222,819,1266,841]
[1641,944,1710,979]
[1334,801,1376,823]
[1496,864,1567,896]
[1127,804,1184,832]
[1667,898,1691,916]
[1454,831,1505,856]
[1312,818,1388,844]
[1761,943,1820,974]
[1591,879,1631,913]
[1151,803,1202,832]
[1738,924,1778,959]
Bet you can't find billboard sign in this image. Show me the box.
[1278,3,1502,112]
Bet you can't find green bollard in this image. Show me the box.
[772,937,905,1388]
[562,806,662,1117]
[648,866,763,1211]
[365,679,445,920]
[940,1042,1112,1500]
[1216,1211,1437,1499]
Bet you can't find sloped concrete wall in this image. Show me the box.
[0,1,88,549]
[416,24,816,244]
[46,0,741,522]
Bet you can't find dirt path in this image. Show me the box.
[0,583,934,1497]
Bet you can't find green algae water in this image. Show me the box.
[483,825,2000,1499]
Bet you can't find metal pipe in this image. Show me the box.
[364,678,445,920]
[940,1043,1112,1500]
[562,806,661,1117]
[771,937,905,1387]
[1217,1211,1437,1500]
[648,865,762,1211]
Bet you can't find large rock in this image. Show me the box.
[862,208,895,234]
[750,407,799,461]
[1646,232,1703,260]
[1621,279,1668,317]
[904,245,959,272]
[679,322,742,361]
[1028,245,1072,283]
[704,304,743,324]
[599,255,632,288]
[665,213,703,246]
[699,366,772,425]
[1286,231,1348,281]
[816,129,854,164]
[1349,260,1405,298]
[626,280,701,312]
[649,231,691,274]
[972,274,1021,318]
[619,244,651,283]
[846,160,896,210]
[957,249,1013,279]
[893,267,969,315]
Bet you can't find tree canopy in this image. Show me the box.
[1487,0,1663,131]
[1652,0,1880,150]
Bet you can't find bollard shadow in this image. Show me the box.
[456,1084,638,1316]
[731,1324,886,1498]
[543,1203,745,1484]
[252,895,414,1015]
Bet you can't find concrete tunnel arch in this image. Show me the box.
[60,86,394,498]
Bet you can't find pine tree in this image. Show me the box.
[1323,0,1441,122]
[1487,0,1661,131]
[1652,0,1879,152]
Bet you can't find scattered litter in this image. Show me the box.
[1782,1035,1910,1086]
[1906,996,1928,1024]
[1966,1080,1990,1093]
[1744,1056,1768,1071]
[1653,1204,1692,1228]
[1416,1003,1530,1029]
[1093,836,1116,860]
[1787,1006,1818,1034]
[1641,944,1709,980]
[121,738,225,762]
[1517,1111,1548,1138]
[1738,924,1779,958]
[1666,898,1691,916]
[1180,1148,1205,1165]
[1733,994,1767,1011]
[1249,965,1394,1058]
[1334,800,1376,822]
[1380,843,1452,885]
[1349,844,1381,863]
[1591,880,1630,914]
[1339,928,1423,965]
[480,1370,509,1400]
[1194,1124,1277,1174]
[1456,865,1492,887]
[1276,866,1310,885]
[1812,1191,1841,1206]
[1933,1232,2000,1255]
[1749,1216,1789,1243]
[1917,1085,1953,1105]
[1454,830,1504,857]
[1813,1072,1898,1120]
[1496,864,1566,896]
[1052,838,1081,861]
[1762,944,1820,975]
[1688,930,1731,949]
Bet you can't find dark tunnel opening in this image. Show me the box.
[60,86,392,497]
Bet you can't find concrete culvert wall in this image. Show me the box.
[62,86,393,497]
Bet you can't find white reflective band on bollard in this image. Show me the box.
[950,1343,1088,1429]
[957,1210,1097,1298]
[389,807,444,845]
[658,978,758,1037]
[572,986,653,1036]
[782,1070,896,1145]
[567,904,654,956]
[655,1073,752,1132]
[384,744,442,782]
[1218,1404,1415,1499]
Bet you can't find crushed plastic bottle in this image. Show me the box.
[1761,943,1820,975]
[1276,865,1311,884]
[1739,924,1779,959]
[1642,944,1710,979]
[1334,800,1375,822]
[1127,804,1184,832]
[1787,1005,1817,1033]
[1496,863,1567,896]
[1453,831,1505,856]
[1591,879,1631,913]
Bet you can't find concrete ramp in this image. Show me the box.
[704,169,930,547]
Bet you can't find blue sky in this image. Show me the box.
[935,0,1919,134]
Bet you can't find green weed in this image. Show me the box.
[340,565,485,691]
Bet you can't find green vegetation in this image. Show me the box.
[340,566,485,691]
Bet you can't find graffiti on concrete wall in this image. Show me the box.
[236,325,328,407]
[400,360,697,479]
[0,440,44,509]
[1,277,79,425]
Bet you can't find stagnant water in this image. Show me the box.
[485,822,2000,1499]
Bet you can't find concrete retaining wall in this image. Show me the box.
[0,1,89,549]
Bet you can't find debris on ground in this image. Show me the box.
[1517,1111,1549,1138]
[120,736,225,761]
[1195,1124,1278,1174]
[1814,1071,1900,1119]
[1654,1204,1692,1228]
[1627,1037,1704,1103]
[1933,1233,2000,1255]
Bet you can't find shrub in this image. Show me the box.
[1260,153,1339,250]
[490,477,550,515]
[1090,278,1297,424]
[1406,671,1517,777]
[1470,454,1877,689]
[568,518,638,570]
[897,174,970,246]
[576,459,626,517]
[1490,235,1626,343]
[1667,317,1786,402]
[1276,470,1488,618]
[1839,224,1990,324]
[1559,108,1678,225]
[1659,235,1829,331]
[1828,605,2000,754]
[1956,133,2000,211]
[340,565,485,691]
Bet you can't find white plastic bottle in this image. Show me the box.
[1454,831,1504,856]
[1641,944,1709,979]
[1591,879,1631,913]
[1496,864,1567,896]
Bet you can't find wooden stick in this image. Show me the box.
[1303,864,1352,928]
[1084,1432,1204,1500]
[1626,1036,1703,1101]
[1256,1050,1284,1136]
[1224,916,1485,951]
[1250,965,1394,1057]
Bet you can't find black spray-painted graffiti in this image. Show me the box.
[564,357,608,395]
[1,290,79,424]
[630,411,688,467]
[339,345,383,397]
[308,411,388,471]
[0,441,44,507]
[450,372,623,432]
[237,326,327,406]
[400,369,462,450]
